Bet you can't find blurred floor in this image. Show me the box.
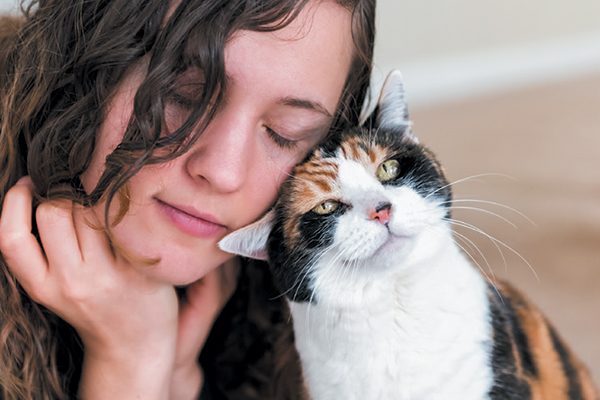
[411,72,600,384]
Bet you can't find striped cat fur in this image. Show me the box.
[220,71,597,400]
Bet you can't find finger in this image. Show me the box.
[175,273,222,363]
[179,272,221,334]
[0,177,35,234]
[0,177,50,294]
[72,205,112,263]
[36,199,82,268]
[177,261,239,350]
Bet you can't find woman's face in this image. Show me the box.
[81,1,353,285]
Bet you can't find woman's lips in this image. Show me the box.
[155,199,227,238]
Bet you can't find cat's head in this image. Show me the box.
[220,71,453,304]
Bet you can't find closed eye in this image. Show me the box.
[166,91,197,110]
[265,125,299,150]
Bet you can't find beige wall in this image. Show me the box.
[375,0,600,65]
[372,0,600,105]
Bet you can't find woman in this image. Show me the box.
[0,0,375,398]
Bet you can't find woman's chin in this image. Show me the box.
[138,250,233,286]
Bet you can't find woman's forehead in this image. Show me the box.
[223,1,353,113]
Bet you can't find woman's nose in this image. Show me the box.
[184,109,254,193]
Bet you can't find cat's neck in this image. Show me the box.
[288,234,493,400]
[288,227,489,355]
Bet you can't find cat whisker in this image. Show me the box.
[316,244,369,345]
[425,199,522,274]
[448,206,518,228]
[425,173,515,200]
[270,247,323,302]
[275,259,313,301]
[437,198,536,226]
[303,243,347,335]
[452,230,496,281]
[270,257,319,301]
[442,216,509,276]
[316,249,354,342]
[443,217,539,282]
[452,230,502,292]
[291,256,321,304]
[325,251,356,346]
[452,234,502,299]
[426,196,530,277]
[304,266,321,335]
[287,227,334,302]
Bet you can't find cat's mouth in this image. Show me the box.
[340,228,416,263]
[382,230,413,248]
[371,222,425,256]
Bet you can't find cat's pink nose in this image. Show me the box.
[369,202,392,224]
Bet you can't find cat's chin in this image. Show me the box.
[372,233,417,263]
[338,230,417,264]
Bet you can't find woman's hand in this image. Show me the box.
[0,177,239,399]
[170,256,239,399]
[0,177,179,399]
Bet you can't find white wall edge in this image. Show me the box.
[372,32,600,107]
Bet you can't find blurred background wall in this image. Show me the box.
[376,0,600,61]
[373,0,600,104]
[1,0,599,386]
[372,0,600,385]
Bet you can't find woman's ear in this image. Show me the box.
[218,210,274,261]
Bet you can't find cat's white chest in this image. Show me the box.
[288,255,494,400]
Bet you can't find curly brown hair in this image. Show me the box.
[0,0,375,398]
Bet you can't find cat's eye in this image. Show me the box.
[312,200,340,215]
[376,159,401,182]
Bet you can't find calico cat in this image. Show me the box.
[219,71,598,400]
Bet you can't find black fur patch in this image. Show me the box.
[267,216,315,303]
[298,208,342,249]
[267,203,346,304]
[487,286,532,399]
[504,299,538,377]
[548,324,584,400]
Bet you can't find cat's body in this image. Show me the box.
[220,71,597,400]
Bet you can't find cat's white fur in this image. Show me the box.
[285,157,495,400]
[219,70,496,399]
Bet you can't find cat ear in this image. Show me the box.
[366,70,417,142]
[218,210,274,261]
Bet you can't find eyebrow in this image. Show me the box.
[277,96,334,118]
[221,72,334,119]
